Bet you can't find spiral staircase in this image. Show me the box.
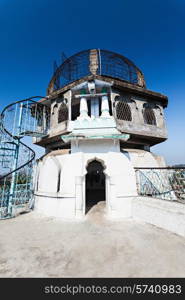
[0,97,50,219]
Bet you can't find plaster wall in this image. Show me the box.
[33,88,167,147]
[110,90,167,139]
[34,142,165,219]
[33,145,185,238]
[124,148,166,168]
[132,197,185,237]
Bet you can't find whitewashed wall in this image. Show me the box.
[34,143,166,219]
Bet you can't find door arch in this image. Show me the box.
[85,160,106,213]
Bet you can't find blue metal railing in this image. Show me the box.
[0,97,50,219]
[135,167,185,202]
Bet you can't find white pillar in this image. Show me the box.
[101,95,110,118]
[109,176,117,212]
[75,176,84,218]
[78,97,89,120]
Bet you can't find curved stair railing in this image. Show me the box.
[0,97,50,219]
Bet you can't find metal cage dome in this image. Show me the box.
[47,49,146,94]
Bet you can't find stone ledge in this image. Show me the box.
[132,196,185,237]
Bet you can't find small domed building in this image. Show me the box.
[33,49,168,218]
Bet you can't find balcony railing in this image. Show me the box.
[135,167,185,202]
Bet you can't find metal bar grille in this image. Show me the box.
[58,103,68,123]
[116,101,132,121]
[47,49,145,94]
[143,108,156,125]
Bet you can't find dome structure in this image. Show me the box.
[47,49,146,94]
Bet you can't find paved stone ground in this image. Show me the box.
[0,202,185,277]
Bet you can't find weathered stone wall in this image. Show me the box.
[34,82,167,148]
[112,89,167,140]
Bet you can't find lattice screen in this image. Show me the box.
[58,103,68,123]
[143,108,156,125]
[115,101,132,121]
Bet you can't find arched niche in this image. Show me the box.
[58,102,68,123]
[38,156,61,194]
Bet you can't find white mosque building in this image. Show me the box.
[31,49,185,236]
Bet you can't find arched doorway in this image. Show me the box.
[85,160,106,213]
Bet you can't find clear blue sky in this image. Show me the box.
[0,0,184,165]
